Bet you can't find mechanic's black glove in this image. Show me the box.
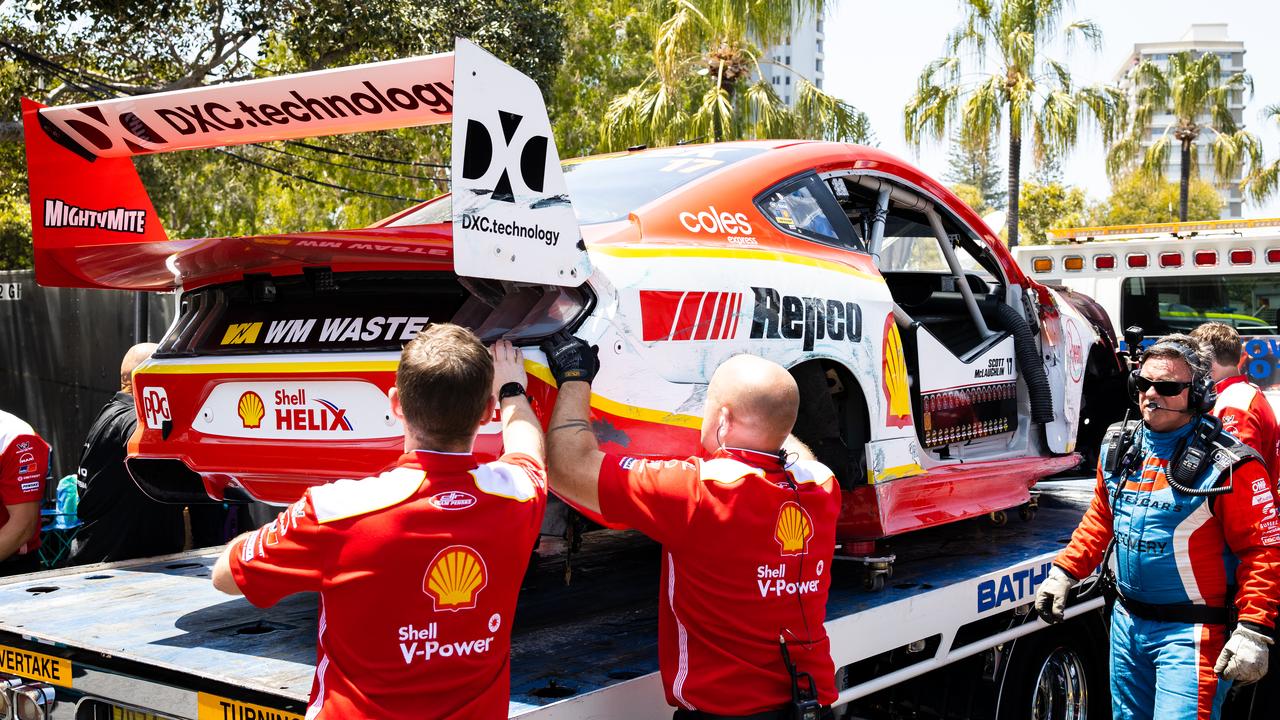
[541,331,599,385]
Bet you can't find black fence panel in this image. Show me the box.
[0,270,174,480]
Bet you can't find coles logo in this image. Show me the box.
[429,491,478,511]
[775,501,814,556]
[679,206,753,236]
[141,387,171,430]
[424,545,488,612]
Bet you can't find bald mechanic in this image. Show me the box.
[541,333,840,720]
[213,327,546,719]
[71,343,185,565]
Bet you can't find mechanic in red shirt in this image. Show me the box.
[0,409,48,576]
[1191,322,1280,488]
[541,333,840,719]
[212,326,546,719]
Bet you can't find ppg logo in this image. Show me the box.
[460,111,547,203]
[141,387,172,430]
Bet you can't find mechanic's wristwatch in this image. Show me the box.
[498,382,527,401]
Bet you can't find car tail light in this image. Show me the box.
[1031,257,1052,273]
[1159,252,1182,268]
[1193,250,1217,266]
[1063,255,1084,271]
[1267,248,1280,264]
[1127,253,1149,268]
[1094,254,1116,270]
[1229,249,1254,265]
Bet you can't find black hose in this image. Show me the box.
[996,303,1055,424]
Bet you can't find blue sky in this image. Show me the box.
[824,0,1280,217]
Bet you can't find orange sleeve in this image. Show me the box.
[1218,462,1280,628]
[1054,467,1115,580]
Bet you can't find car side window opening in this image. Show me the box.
[825,173,1008,358]
[755,173,863,251]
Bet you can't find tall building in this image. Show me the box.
[764,9,824,107]
[1113,24,1248,218]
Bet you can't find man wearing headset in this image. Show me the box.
[540,333,839,719]
[1035,333,1280,720]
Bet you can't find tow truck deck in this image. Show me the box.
[0,478,1099,719]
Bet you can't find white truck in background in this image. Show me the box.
[1013,217,1280,415]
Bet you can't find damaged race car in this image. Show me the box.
[22,39,1126,547]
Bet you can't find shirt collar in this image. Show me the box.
[1215,374,1249,393]
[397,449,480,473]
[713,446,785,470]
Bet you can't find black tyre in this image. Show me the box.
[996,624,1108,720]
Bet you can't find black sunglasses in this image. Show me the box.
[1132,373,1192,397]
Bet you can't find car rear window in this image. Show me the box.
[387,145,765,228]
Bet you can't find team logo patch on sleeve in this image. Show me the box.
[423,545,488,611]
[19,482,39,493]
[775,501,813,556]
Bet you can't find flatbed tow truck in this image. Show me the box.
[0,478,1113,720]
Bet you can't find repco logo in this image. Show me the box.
[679,206,753,236]
[750,287,862,351]
[461,110,547,203]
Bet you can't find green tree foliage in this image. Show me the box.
[1091,172,1223,226]
[549,0,656,158]
[949,183,989,216]
[903,0,1125,247]
[1244,103,1280,204]
[602,0,870,149]
[1107,51,1257,222]
[1016,180,1087,245]
[0,0,565,268]
[945,134,1003,210]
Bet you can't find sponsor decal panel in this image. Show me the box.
[140,387,171,430]
[16,441,31,452]
[196,692,303,720]
[195,381,401,440]
[42,54,455,159]
[639,290,743,342]
[755,502,821,598]
[774,501,813,555]
[677,205,757,245]
[1065,319,1084,383]
[217,316,428,347]
[43,198,145,234]
[423,545,488,612]
[749,287,861,352]
[429,491,478,511]
[0,644,72,687]
[882,315,913,429]
[20,481,39,493]
[977,561,1051,613]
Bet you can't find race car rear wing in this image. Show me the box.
[22,38,590,290]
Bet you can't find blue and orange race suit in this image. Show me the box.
[1056,418,1280,720]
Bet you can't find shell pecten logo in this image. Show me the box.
[237,391,265,429]
[775,501,813,556]
[423,545,488,612]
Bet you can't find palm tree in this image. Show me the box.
[1243,103,1280,204]
[904,0,1124,247]
[1107,51,1259,222]
[603,0,870,149]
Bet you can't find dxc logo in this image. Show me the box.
[45,105,169,159]
[461,111,548,203]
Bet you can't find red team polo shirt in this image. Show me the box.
[1213,375,1280,488]
[229,450,546,719]
[598,447,840,715]
[0,410,48,555]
